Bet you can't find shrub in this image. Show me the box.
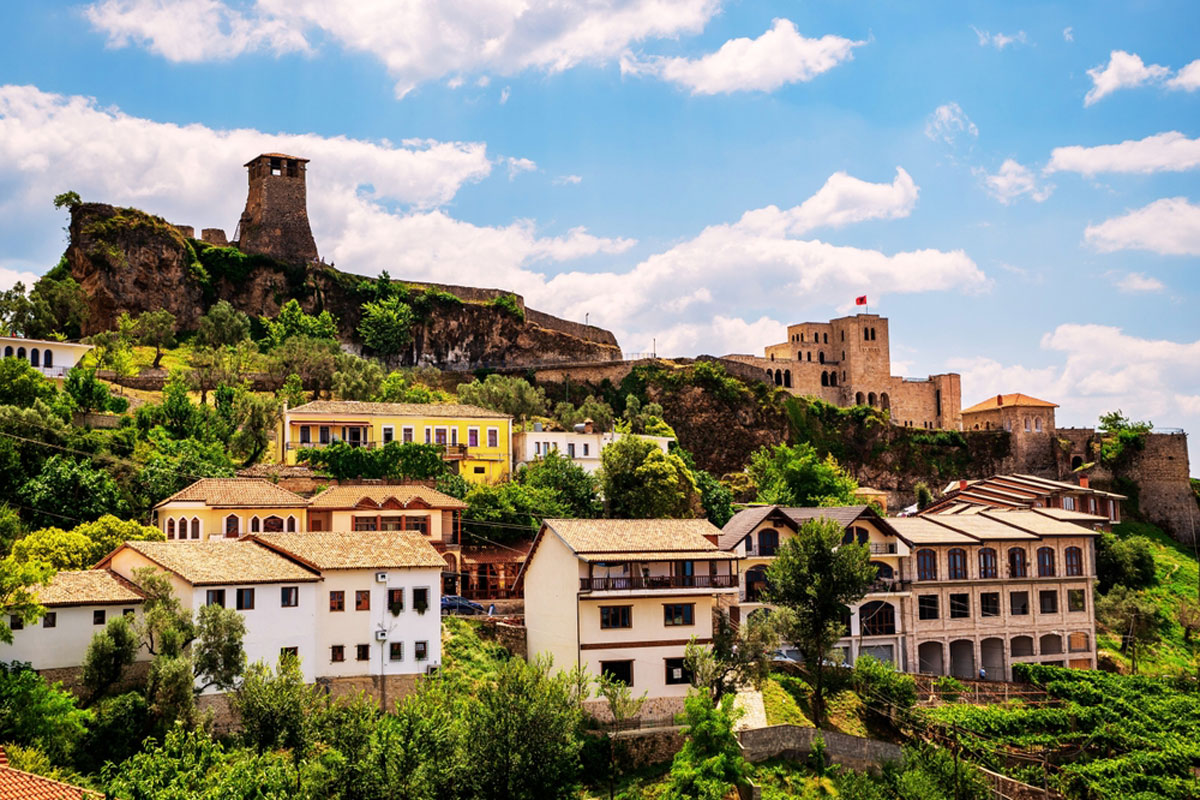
[490,293,525,321]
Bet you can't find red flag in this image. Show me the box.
[855,295,867,306]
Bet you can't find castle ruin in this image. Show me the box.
[233,153,319,263]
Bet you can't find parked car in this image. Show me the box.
[441,595,485,616]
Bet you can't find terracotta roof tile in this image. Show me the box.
[35,570,146,607]
[155,479,308,509]
[961,393,1059,415]
[886,517,980,544]
[287,400,510,420]
[103,541,319,586]
[718,505,872,550]
[0,764,101,799]
[544,518,722,555]
[308,484,467,510]
[251,531,447,570]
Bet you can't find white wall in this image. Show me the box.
[0,604,148,670]
[514,432,672,474]
[524,533,582,675]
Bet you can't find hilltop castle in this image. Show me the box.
[726,313,962,431]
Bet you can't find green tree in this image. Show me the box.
[0,504,22,556]
[262,299,339,349]
[0,357,57,408]
[0,283,35,337]
[63,367,111,414]
[0,661,92,762]
[377,370,454,403]
[456,374,548,421]
[276,372,307,409]
[748,442,859,507]
[332,354,386,401]
[0,557,54,643]
[26,276,89,340]
[192,603,247,693]
[230,391,282,466]
[517,449,602,518]
[684,609,779,700]
[134,433,236,507]
[616,394,675,437]
[463,482,568,545]
[1096,531,1157,593]
[765,517,875,726]
[596,673,645,800]
[1096,585,1165,674]
[1098,409,1154,467]
[196,300,251,348]
[599,435,701,518]
[71,515,162,564]
[186,340,259,405]
[663,690,747,800]
[53,190,81,209]
[233,652,324,759]
[299,440,447,482]
[359,295,416,357]
[553,395,615,432]
[11,527,94,569]
[19,455,129,528]
[674,447,734,527]
[82,614,139,700]
[120,309,176,369]
[75,692,152,776]
[267,335,341,400]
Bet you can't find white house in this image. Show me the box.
[513,425,674,475]
[0,570,147,671]
[248,531,445,688]
[96,540,321,689]
[0,336,93,378]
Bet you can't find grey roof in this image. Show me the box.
[718,505,872,550]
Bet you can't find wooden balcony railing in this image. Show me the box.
[580,574,739,591]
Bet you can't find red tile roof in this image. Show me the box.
[0,763,101,799]
[961,393,1058,414]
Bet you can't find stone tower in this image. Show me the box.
[236,153,318,263]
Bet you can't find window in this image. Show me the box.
[299,426,311,444]
[435,427,447,445]
[356,644,370,661]
[191,518,201,539]
[567,443,576,458]
[1068,589,1086,612]
[281,647,298,659]
[356,590,371,611]
[1035,417,1043,432]
[949,593,970,619]
[860,601,896,635]
[918,595,939,620]
[424,427,432,444]
[1062,496,1075,511]
[665,657,692,686]
[93,609,106,625]
[382,426,394,444]
[467,427,479,447]
[331,645,345,663]
[415,641,429,661]
[1010,591,1029,616]
[1037,547,1056,578]
[281,586,298,607]
[123,608,134,617]
[319,426,330,444]
[980,592,1000,617]
[1008,548,1028,578]
[387,588,404,613]
[236,588,255,610]
[167,518,175,539]
[404,516,430,535]
[600,606,632,629]
[9,615,22,631]
[600,660,633,686]
[42,612,57,628]
[403,426,414,443]
[250,516,261,533]
[206,589,226,607]
[225,515,239,537]
[412,587,430,614]
[664,603,695,626]
[329,591,345,612]
[487,428,499,448]
[1064,547,1083,577]
[917,549,937,581]
[286,515,297,532]
[978,548,997,579]
[758,529,778,557]
[1039,590,1058,615]
[947,548,967,580]
[1024,418,1031,432]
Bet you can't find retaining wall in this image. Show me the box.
[738,725,903,774]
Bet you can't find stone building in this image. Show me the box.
[961,393,1057,434]
[235,153,318,263]
[725,313,962,430]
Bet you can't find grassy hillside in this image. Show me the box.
[1098,521,1199,675]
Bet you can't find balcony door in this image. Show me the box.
[674,560,695,587]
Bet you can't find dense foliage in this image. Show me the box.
[298,440,448,481]
[748,441,860,507]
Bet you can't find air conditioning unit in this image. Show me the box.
[374,629,388,641]
[375,571,387,583]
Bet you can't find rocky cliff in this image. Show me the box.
[64,202,621,367]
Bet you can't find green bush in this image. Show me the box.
[490,293,525,321]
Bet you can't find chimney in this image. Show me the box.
[1079,474,1089,489]
[583,418,594,434]
[996,394,1003,406]
[958,479,968,491]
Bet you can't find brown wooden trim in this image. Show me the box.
[580,638,712,650]
[579,592,724,601]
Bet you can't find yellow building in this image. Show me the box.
[278,401,512,484]
[154,478,310,540]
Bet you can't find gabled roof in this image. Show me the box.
[0,761,100,799]
[287,400,510,419]
[961,393,1059,415]
[35,570,146,607]
[542,518,730,557]
[886,517,980,544]
[308,484,467,510]
[718,505,877,551]
[97,541,318,586]
[155,478,308,509]
[922,514,1039,541]
[251,531,447,570]
[981,510,1102,537]
[927,473,1126,514]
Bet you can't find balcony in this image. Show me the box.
[870,543,898,555]
[580,574,739,591]
[867,578,910,594]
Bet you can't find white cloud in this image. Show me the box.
[1063,27,1074,43]
[1084,50,1170,106]
[554,174,583,185]
[620,18,862,94]
[85,0,719,98]
[499,87,511,104]
[925,102,978,146]
[1046,131,1200,176]
[1112,271,1165,292]
[504,157,537,180]
[976,159,1053,204]
[1084,197,1200,255]
[446,76,464,89]
[0,264,40,292]
[1167,59,1200,91]
[971,26,1028,49]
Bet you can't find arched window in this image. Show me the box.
[190,517,200,539]
[167,518,175,539]
[263,515,284,533]
[880,393,890,411]
[917,549,937,581]
[868,392,877,406]
[42,350,52,368]
[225,514,239,537]
[16,347,25,360]
[286,515,297,532]
[1037,547,1056,577]
[821,372,829,387]
[807,352,812,362]
[1008,548,1027,578]
[947,548,967,580]
[823,333,828,344]
[870,327,876,341]
[797,352,802,361]
[830,372,838,387]
[871,561,894,579]
[1064,546,1083,576]
[859,601,896,636]
[799,332,804,343]
[978,548,997,579]
[818,351,825,364]
[864,327,869,340]
[774,369,782,386]
[250,516,261,533]
[3,346,10,357]
[985,422,991,430]
[1024,418,1031,432]
[29,349,39,367]
[1071,455,1083,470]
[1035,417,1043,432]
[783,370,792,388]
[856,392,865,405]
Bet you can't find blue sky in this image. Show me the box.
[0,1,1197,468]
